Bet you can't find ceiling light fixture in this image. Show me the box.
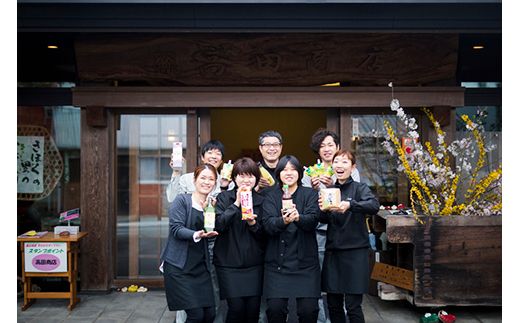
[47,45,58,49]
[321,82,340,87]
[472,45,484,50]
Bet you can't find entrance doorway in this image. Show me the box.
[115,114,188,281]
[211,108,327,166]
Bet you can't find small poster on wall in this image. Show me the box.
[401,137,418,154]
[24,242,67,273]
[17,136,45,193]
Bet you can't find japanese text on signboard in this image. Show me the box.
[17,136,45,193]
[24,242,67,272]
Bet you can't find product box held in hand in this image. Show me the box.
[240,189,254,220]
[320,188,341,210]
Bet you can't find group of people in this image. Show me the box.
[160,129,380,323]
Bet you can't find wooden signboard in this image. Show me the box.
[371,262,414,291]
[75,33,458,86]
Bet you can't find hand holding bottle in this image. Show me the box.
[256,177,271,191]
[245,213,258,226]
[281,204,299,224]
[195,230,219,239]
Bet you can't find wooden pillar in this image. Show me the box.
[199,108,211,149]
[186,109,198,171]
[326,108,339,136]
[80,107,113,291]
[339,109,352,150]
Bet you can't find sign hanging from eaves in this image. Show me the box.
[75,33,458,86]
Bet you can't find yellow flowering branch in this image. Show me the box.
[410,187,427,224]
[383,103,501,222]
[461,114,487,191]
[467,166,502,207]
[425,141,440,167]
[423,108,450,167]
[384,120,436,212]
[440,175,459,216]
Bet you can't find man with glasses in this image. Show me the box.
[256,130,283,193]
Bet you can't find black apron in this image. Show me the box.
[164,208,215,310]
[322,248,369,294]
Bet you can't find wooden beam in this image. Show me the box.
[73,86,465,108]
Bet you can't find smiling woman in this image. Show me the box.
[261,155,321,323]
[332,150,357,184]
[160,163,219,322]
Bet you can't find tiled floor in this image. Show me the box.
[17,290,501,323]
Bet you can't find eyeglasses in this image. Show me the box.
[261,143,281,148]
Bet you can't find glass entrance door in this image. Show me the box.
[349,114,415,206]
[115,114,187,279]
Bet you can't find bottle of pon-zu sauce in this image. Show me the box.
[282,184,293,212]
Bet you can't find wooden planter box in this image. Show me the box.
[374,212,502,307]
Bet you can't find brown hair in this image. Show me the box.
[333,149,356,165]
[193,163,218,182]
[231,157,261,187]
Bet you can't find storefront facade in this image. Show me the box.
[18,1,501,291]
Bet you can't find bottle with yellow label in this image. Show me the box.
[258,164,275,186]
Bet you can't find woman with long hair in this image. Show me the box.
[161,164,220,323]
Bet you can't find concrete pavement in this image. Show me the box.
[17,290,501,323]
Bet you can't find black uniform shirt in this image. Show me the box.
[213,189,265,268]
[262,185,320,270]
[319,177,380,250]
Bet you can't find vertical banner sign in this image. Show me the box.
[24,242,67,273]
[17,136,45,193]
[352,118,359,137]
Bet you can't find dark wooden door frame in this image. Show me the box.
[74,86,464,291]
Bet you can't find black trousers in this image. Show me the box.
[185,306,215,323]
[266,297,319,323]
[327,293,364,323]
[225,296,261,323]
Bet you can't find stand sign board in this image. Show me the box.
[24,242,67,272]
